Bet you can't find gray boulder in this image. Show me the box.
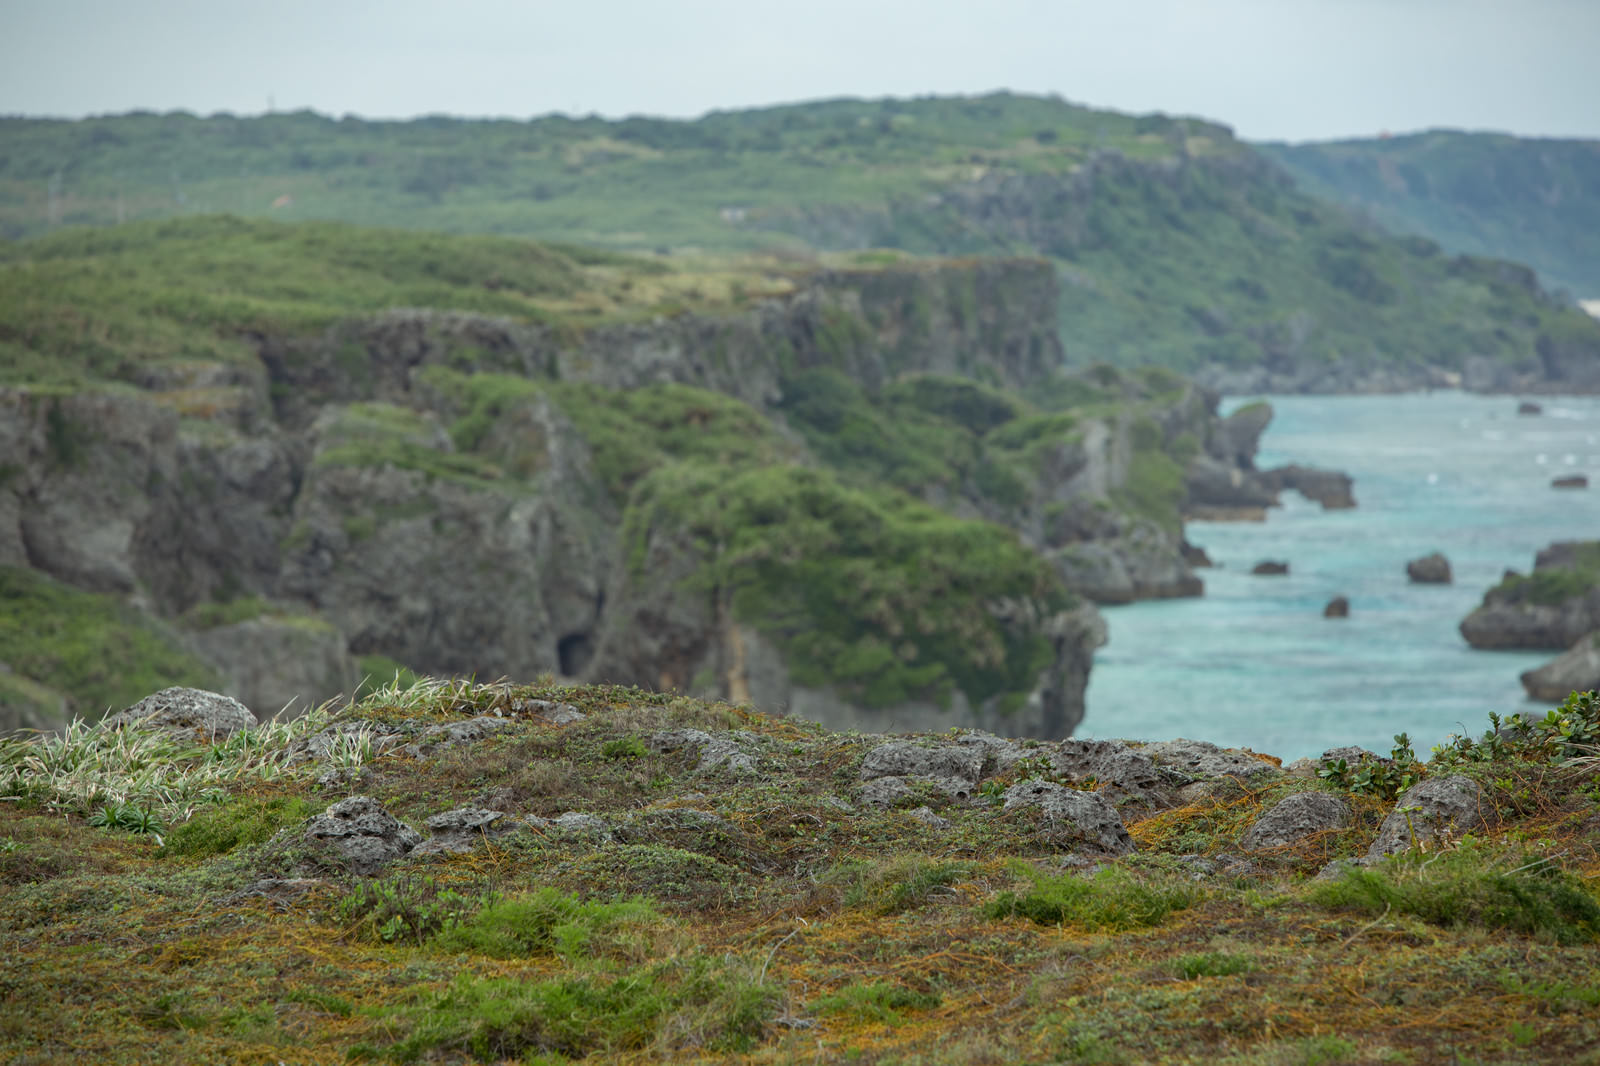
[105,686,257,737]
[1048,739,1181,804]
[858,776,917,809]
[860,741,986,785]
[401,716,514,758]
[1520,633,1600,702]
[1252,560,1289,576]
[1406,553,1452,584]
[1323,596,1350,618]
[1001,780,1134,855]
[648,729,758,774]
[1141,739,1284,783]
[303,795,421,874]
[1240,792,1351,851]
[1366,776,1488,858]
[413,807,516,856]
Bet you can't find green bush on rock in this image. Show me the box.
[625,462,1072,709]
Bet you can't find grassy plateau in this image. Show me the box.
[2,679,1598,1064]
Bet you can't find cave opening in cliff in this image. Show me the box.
[558,631,595,677]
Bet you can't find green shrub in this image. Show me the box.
[335,875,493,944]
[985,865,1201,931]
[601,736,648,761]
[1172,951,1254,979]
[831,853,974,915]
[1310,843,1600,945]
[434,887,663,961]
[371,958,777,1061]
[810,980,941,1025]
[0,566,220,719]
[162,796,314,859]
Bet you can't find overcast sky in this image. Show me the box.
[3,0,1596,142]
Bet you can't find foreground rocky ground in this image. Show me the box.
[3,680,1599,1065]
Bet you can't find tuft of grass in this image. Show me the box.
[829,852,975,915]
[985,864,1202,931]
[809,980,941,1025]
[434,887,666,962]
[0,698,345,825]
[368,958,778,1062]
[1172,950,1255,980]
[601,736,648,761]
[1310,843,1600,945]
[160,795,315,860]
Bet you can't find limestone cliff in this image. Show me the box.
[0,225,1241,736]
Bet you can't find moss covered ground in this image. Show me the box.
[4,680,1599,1065]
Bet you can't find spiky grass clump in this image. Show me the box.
[0,698,346,827]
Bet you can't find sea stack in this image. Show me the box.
[1406,552,1452,584]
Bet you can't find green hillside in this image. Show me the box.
[1259,131,1600,297]
[5,94,1596,380]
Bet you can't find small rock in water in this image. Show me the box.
[1405,552,1452,584]
[1517,401,1543,416]
[1323,596,1350,618]
[1251,560,1289,576]
[1551,474,1588,489]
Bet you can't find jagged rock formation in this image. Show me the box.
[1181,401,1357,520]
[1460,541,1600,650]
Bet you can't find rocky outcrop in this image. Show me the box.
[1552,474,1588,489]
[1520,634,1600,702]
[1252,561,1289,576]
[1406,553,1452,584]
[1,257,1239,739]
[104,686,258,738]
[183,615,357,718]
[1241,792,1350,851]
[1259,465,1356,510]
[1323,596,1350,618]
[1000,780,1135,855]
[1366,776,1488,858]
[302,795,422,875]
[1460,541,1600,650]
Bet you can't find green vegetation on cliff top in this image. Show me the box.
[1260,130,1600,297]
[2,678,1598,1063]
[0,566,219,728]
[5,93,1595,375]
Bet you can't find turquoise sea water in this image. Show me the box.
[1082,392,1600,761]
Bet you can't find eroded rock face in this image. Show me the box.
[1001,780,1134,854]
[184,615,357,719]
[1260,465,1356,510]
[1520,634,1600,702]
[1406,553,1452,584]
[649,730,759,774]
[1240,792,1351,851]
[1048,739,1181,805]
[413,807,517,856]
[1141,739,1284,784]
[1366,776,1488,858]
[105,686,258,737]
[303,796,422,874]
